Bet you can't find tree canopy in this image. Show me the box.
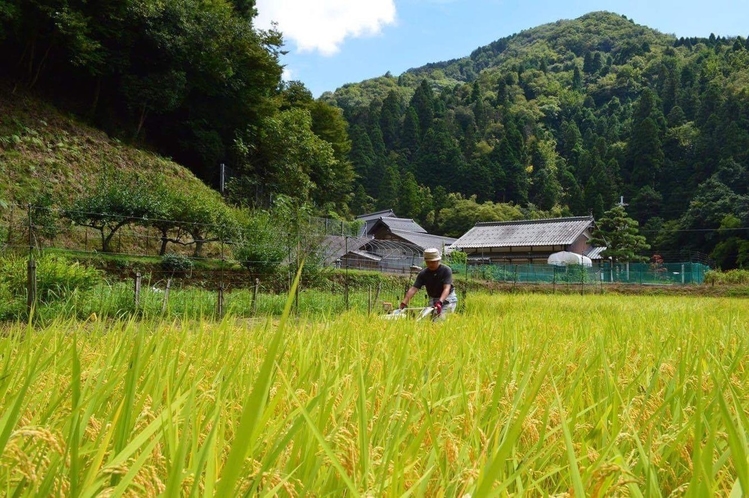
[589,205,650,263]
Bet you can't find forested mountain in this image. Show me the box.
[324,12,749,268]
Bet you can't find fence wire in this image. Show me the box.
[0,203,715,323]
[457,262,709,286]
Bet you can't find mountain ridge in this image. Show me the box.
[322,11,720,107]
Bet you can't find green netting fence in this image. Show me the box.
[452,262,709,285]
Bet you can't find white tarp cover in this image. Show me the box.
[547,251,593,267]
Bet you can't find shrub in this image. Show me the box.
[161,253,194,276]
[704,269,749,285]
[0,253,102,303]
[234,212,286,275]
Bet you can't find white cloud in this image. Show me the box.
[254,0,397,56]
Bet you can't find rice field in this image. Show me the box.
[1,291,748,496]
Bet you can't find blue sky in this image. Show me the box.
[254,0,749,97]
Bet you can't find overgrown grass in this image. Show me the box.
[0,294,747,495]
[0,251,413,322]
[705,268,749,285]
[10,279,409,324]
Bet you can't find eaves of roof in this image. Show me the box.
[390,229,456,250]
[369,217,427,234]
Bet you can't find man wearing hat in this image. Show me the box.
[399,247,458,319]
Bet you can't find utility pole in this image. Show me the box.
[220,163,225,194]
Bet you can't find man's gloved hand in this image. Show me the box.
[400,302,408,310]
[434,301,443,316]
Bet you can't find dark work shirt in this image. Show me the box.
[413,264,453,298]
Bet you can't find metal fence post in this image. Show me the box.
[27,257,37,317]
[134,272,142,311]
[161,278,172,314]
[373,282,381,312]
[252,278,259,315]
[220,231,225,317]
[217,284,224,318]
[27,203,33,252]
[344,236,349,311]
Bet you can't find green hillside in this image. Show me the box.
[0,81,215,206]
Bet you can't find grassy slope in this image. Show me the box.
[0,79,215,206]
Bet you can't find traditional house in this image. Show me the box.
[328,211,456,272]
[365,216,427,239]
[355,209,396,236]
[450,216,600,264]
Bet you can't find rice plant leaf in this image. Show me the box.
[278,369,360,496]
[717,387,749,494]
[629,421,660,494]
[730,480,743,498]
[164,387,196,498]
[356,340,370,488]
[474,361,550,496]
[37,454,63,496]
[0,344,45,456]
[188,399,222,498]
[79,391,190,498]
[250,395,320,495]
[69,332,82,497]
[399,465,436,498]
[111,324,143,463]
[79,398,125,496]
[553,381,585,497]
[708,347,749,495]
[109,433,162,498]
[214,261,304,497]
[107,391,191,469]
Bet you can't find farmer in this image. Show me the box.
[399,247,457,319]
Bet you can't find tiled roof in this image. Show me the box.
[585,246,608,260]
[390,229,456,251]
[319,235,372,264]
[369,217,427,234]
[348,250,382,261]
[356,209,396,221]
[451,216,594,249]
[356,210,397,236]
